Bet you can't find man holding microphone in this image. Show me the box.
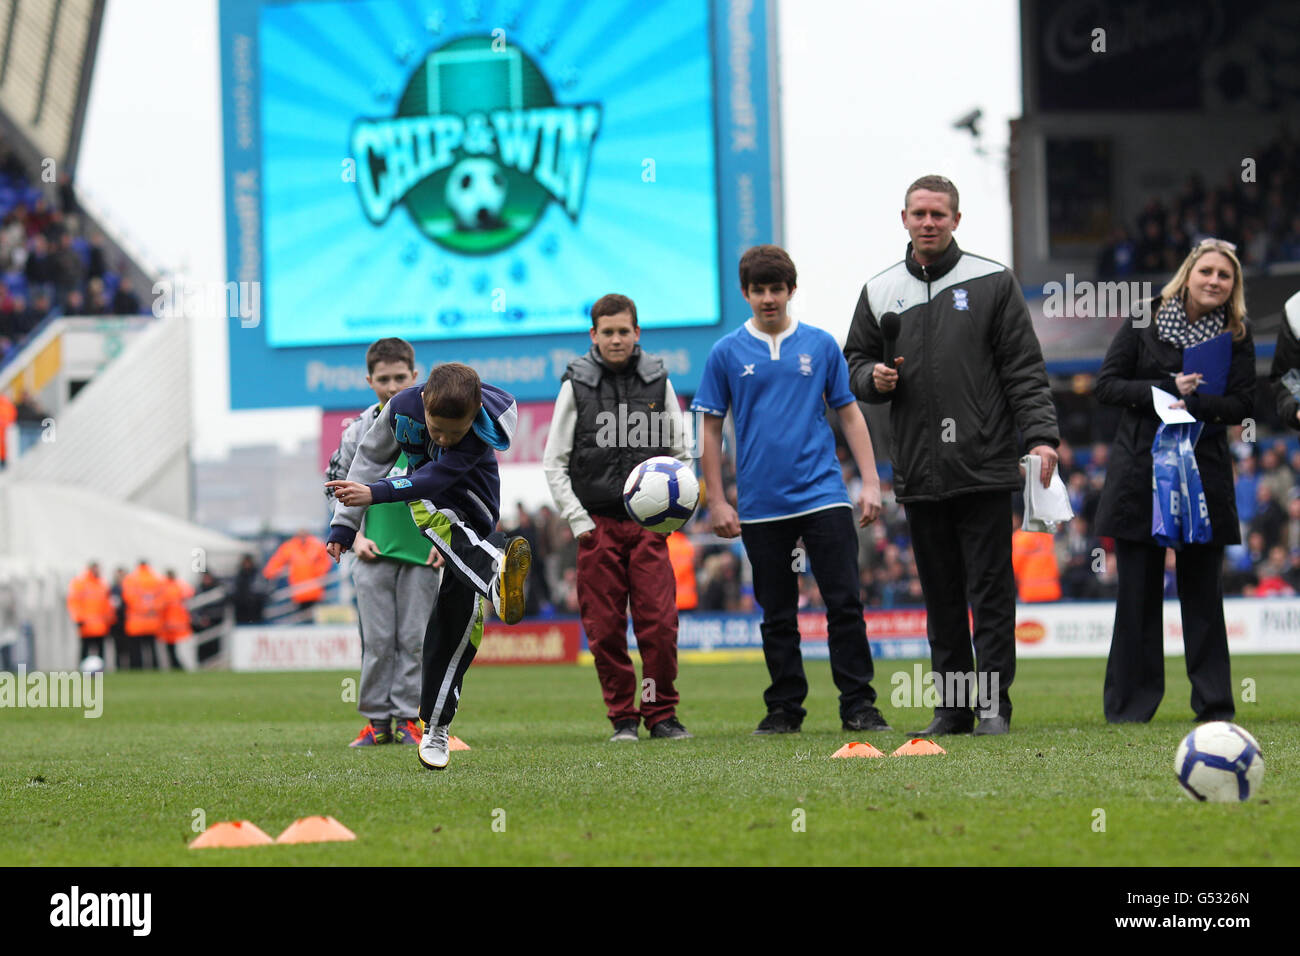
[844,175,1060,736]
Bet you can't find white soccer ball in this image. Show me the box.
[1174,721,1264,803]
[623,456,699,534]
[80,654,105,674]
[445,157,507,231]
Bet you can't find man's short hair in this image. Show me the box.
[423,362,481,420]
[904,175,960,214]
[591,293,638,328]
[739,244,797,290]
[365,337,416,375]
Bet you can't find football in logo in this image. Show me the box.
[446,158,507,232]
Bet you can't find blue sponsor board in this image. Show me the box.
[575,612,930,660]
[220,0,782,408]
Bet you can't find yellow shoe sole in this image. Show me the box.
[498,536,532,625]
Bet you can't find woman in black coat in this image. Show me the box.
[1093,239,1255,723]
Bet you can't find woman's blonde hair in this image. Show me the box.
[1158,238,1247,340]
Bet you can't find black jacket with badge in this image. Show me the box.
[1093,314,1255,546]
[565,346,672,518]
[844,239,1059,503]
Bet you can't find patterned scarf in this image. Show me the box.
[1155,295,1227,348]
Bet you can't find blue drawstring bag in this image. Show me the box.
[1177,424,1212,544]
[1151,422,1212,549]
[1151,424,1183,548]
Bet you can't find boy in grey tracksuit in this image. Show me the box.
[326,338,442,748]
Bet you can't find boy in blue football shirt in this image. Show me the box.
[692,244,890,734]
[326,362,531,769]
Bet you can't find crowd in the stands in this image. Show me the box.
[1097,129,1300,278]
[0,139,146,368]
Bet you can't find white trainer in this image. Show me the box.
[418,724,451,770]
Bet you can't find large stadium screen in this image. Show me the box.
[220,0,781,408]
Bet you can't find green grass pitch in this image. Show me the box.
[2,657,1296,866]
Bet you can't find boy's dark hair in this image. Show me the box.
[365,337,416,375]
[424,362,482,419]
[904,174,960,214]
[739,245,797,291]
[591,293,638,328]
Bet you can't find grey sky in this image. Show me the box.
[76,0,1019,466]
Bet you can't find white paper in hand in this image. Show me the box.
[1020,454,1074,533]
[1151,386,1196,424]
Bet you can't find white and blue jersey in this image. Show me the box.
[691,317,856,522]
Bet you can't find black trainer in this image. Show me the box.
[753,711,802,735]
[609,719,638,742]
[972,715,1010,736]
[649,716,693,739]
[842,704,893,732]
[911,713,975,737]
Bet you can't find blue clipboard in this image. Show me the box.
[1184,332,1231,396]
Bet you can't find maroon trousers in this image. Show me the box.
[577,514,680,727]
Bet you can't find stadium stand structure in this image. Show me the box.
[3,314,191,513]
[0,313,249,670]
[0,0,248,669]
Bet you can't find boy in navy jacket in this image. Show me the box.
[327,362,531,770]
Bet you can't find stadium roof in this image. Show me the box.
[0,0,104,173]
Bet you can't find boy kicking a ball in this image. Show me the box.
[327,362,532,770]
[326,337,443,749]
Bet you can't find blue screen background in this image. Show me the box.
[257,0,721,347]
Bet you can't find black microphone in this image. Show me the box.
[880,312,900,366]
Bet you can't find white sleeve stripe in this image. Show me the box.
[1286,291,1300,341]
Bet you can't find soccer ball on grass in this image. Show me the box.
[1174,721,1264,802]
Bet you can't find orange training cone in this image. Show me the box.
[831,741,885,758]
[276,815,356,844]
[449,735,471,751]
[276,815,357,844]
[891,738,947,756]
[188,820,274,849]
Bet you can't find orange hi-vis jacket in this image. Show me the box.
[122,564,166,636]
[0,393,16,464]
[67,570,115,638]
[263,535,332,604]
[1011,529,1062,603]
[159,577,195,644]
[667,531,698,610]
